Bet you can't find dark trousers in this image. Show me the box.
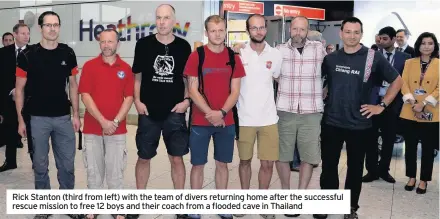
[401,119,438,181]
[3,108,19,166]
[320,123,373,210]
[365,109,398,176]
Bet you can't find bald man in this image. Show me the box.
[132,4,192,219]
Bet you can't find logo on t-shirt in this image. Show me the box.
[266,61,272,69]
[117,71,125,79]
[335,65,360,75]
[152,55,175,83]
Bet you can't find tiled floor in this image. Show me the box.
[0,124,438,219]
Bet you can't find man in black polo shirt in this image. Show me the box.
[15,11,81,219]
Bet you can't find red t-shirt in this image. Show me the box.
[78,55,134,135]
[184,46,246,126]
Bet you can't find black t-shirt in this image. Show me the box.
[17,43,78,117]
[322,46,398,130]
[132,34,192,121]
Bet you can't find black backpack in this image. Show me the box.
[188,46,240,140]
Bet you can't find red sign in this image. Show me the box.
[274,4,325,20]
[222,0,264,15]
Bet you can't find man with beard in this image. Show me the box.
[274,16,326,218]
[15,11,81,219]
[233,14,281,219]
[318,17,402,219]
[78,29,134,219]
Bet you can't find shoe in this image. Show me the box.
[404,179,416,191]
[127,215,140,219]
[313,214,328,219]
[68,215,85,219]
[284,215,300,217]
[0,162,17,172]
[260,214,275,219]
[177,214,188,219]
[380,173,396,183]
[218,214,233,219]
[344,208,358,219]
[234,215,245,217]
[362,173,378,182]
[416,182,427,194]
[34,215,52,219]
[187,214,201,219]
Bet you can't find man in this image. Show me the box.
[326,44,336,54]
[396,29,415,57]
[78,29,134,219]
[131,5,191,219]
[184,15,245,219]
[318,17,403,219]
[2,32,14,47]
[275,16,326,218]
[234,14,281,219]
[363,26,411,184]
[15,11,81,219]
[0,24,30,172]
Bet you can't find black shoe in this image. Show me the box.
[177,215,188,219]
[362,173,378,182]
[284,215,300,217]
[127,215,140,219]
[380,173,396,183]
[34,215,52,219]
[0,161,17,172]
[404,179,416,191]
[68,215,84,219]
[313,214,327,219]
[344,208,358,219]
[416,182,427,194]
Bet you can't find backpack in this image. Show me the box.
[188,46,240,140]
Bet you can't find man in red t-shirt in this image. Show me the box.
[78,29,134,219]
[184,15,245,219]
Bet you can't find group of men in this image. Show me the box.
[0,3,410,219]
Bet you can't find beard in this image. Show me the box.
[250,34,266,43]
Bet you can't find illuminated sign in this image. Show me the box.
[79,16,191,41]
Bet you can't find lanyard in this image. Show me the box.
[420,58,432,86]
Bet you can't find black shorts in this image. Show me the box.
[135,112,189,159]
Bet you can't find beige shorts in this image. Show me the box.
[237,124,279,161]
[278,111,322,165]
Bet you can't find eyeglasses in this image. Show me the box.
[249,26,266,32]
[42,23,60,28]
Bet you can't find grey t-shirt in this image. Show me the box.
[322,46,398,130]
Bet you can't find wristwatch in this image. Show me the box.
[379,102,387,108]
[113,119,120,127]
[220,109,227,118]
[184,97,192,103]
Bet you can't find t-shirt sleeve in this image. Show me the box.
[132,39,144,74]
[233,55,246,78]
[124,66,135,97]
[273,49,282,78]
[376,52,399,83]
[16,51,28,78]
[68,48,79,76]
[78,62,92,94]
[183,51,199,77]
[321,56,329,87]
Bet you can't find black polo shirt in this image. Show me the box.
[16,43,78,117]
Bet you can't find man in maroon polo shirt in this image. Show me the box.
[78,29,134,219]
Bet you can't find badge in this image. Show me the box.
[414,88,426,96]
[117,71,125,79]
[266,61,272,69]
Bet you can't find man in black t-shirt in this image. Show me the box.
[132,4,191,204]
[316,17,403,219]
[15,11,81,219]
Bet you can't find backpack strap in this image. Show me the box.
[188,46,206,133]
[226,47,240,140]
[363,49,375,83]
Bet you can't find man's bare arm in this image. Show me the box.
[134,74,142,102]
[15,77,26,124]
[221,78,241,112]
[187,76,211,113]
[69,76,80,118]
[81,93,106,124]
[115,96,134,122]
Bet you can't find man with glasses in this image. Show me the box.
[15,11,81,219]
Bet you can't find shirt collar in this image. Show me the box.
[400,43,408,51]
[15,44,26,50]
[99,54,122,67]
[382,48,396,56]
[243,41,271,54]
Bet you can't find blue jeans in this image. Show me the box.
[30,115,76,189]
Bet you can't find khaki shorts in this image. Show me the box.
[278,111,322,165]
[237,124,279,161]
